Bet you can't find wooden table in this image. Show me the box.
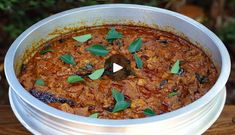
[0,105,235,135]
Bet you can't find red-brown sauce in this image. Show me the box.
[19,25,218,119]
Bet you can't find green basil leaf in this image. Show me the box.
[106,28,123,43]
[128,38,142,53]
[144,108,156,116]
[168,92,178,97]
[67,75,84,83]
[88,68,105,80]
[89,113,99,118]
[112,101,130,113]
[73,34,92,43]
[60,54,76,66]
[134,54,143,69]
[86,44,109,56]
[35,79,45,86]
[40,48,54,55]
[112,88,124,102]
[171,60,180,74]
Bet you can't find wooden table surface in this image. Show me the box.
[0,105,234,135]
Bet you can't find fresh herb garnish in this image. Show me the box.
[113,101,130,113]
[134,54,143,69]
[35,79,45,86]
[195,73,208,84]
[86,44,109,56]
[171,60,180,74]
[67,75,84,83]
[128,38,143,53]
[40,48,54,55]
[88,68,105,80]
[168,92,178,97]
[60,54,76,66]
[89,113,99,118]
[73,34,92,43]
[112,88,125,102]
[143,108,156,116]
[106,28,123,43]
[112,88,130,113]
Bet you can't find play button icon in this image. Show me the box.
[104,54,132,81]
[113,63,123,73]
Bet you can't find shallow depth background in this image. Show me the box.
[0,0,235,105]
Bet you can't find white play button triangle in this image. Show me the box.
[113,63,123,73]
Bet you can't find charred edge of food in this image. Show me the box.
[98,41,103,44]
[104,62,113,75]
[157,39,168,45]
[104,69,112,76]
[195,73,209,84]
[75,72,91,77]
[85,63,93,70]
[177,68,184,76]
[159,79,168,89]
[74,63,94,77]
[21,64,27,73]
[124,95,131,102]
[57,97,75,106]
[130,71,137,77]
[59,38,65,43]
[42,43,52,50]
[172,88,178,92]
[75,67,93,77]
[105,106,114,112]
[29,89,75,106]
[124,68,133,76]
[88,106,95,111]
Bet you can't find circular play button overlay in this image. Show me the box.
[104,54,132,81]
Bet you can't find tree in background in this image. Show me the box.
[0,0,234,46]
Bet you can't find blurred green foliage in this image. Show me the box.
[218,20,235,44]
[0,0,57,39]
[0,0,235,45]
[0,0,160,40]
[229,0,235,5]
[216,0,235,44]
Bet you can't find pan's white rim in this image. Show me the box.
[9,87,226,134]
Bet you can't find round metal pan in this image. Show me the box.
[5,4,231,135]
